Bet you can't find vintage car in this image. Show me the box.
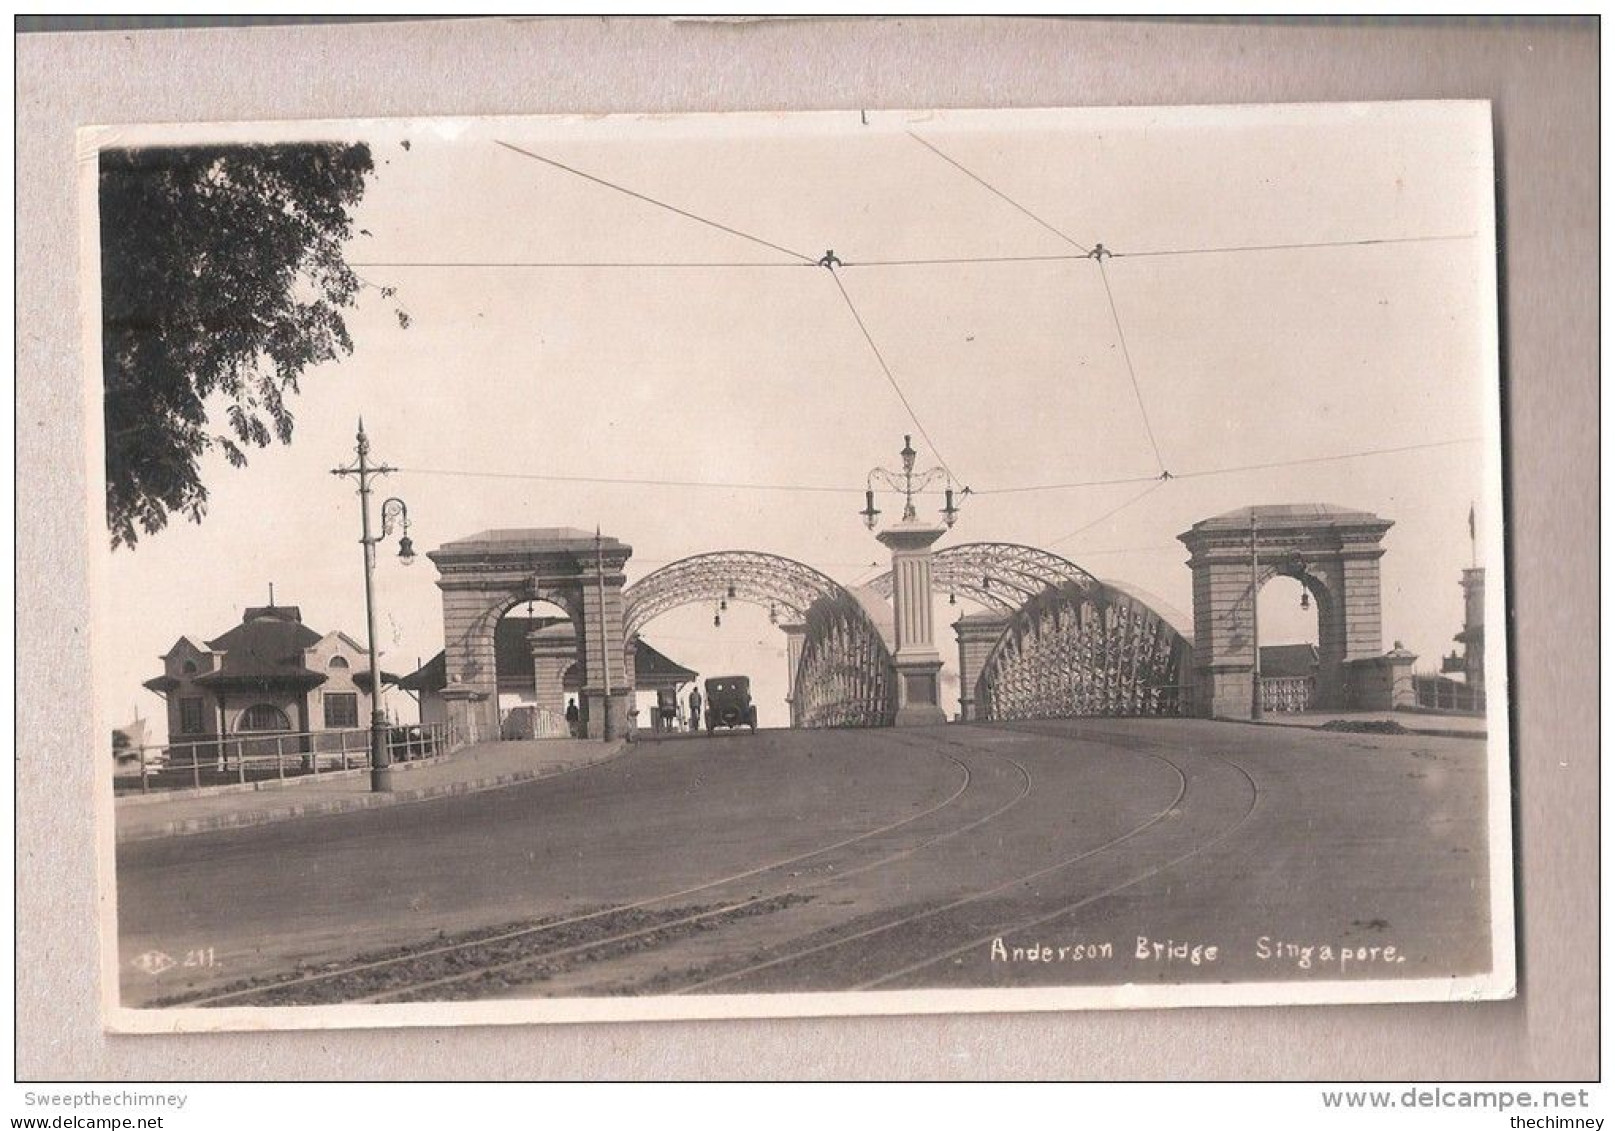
[704,675,758,734]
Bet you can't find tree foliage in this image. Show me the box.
[99,143,376,549]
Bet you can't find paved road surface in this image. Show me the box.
[115,719,1494,1007]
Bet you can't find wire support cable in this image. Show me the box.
[494,139,816,265]
[825,267,959,484]
[1047,479,1170,548]
[908,132,1091,255]
[348,260,815,270]
[1096,257,1167,477]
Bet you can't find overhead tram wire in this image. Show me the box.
[1167,435,1487,482]
[840,252,1089,268]
[346,233,1474,272]
[972,471,1161,496]
[969,435,1487,496]
[493,139,817,265]
[392,434,1483,499]
[392,466,856,494]
[1111,232,1478,259]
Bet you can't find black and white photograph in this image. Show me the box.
[87,102,1513,1031]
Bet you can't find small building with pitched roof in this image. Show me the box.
[142,604,393,748]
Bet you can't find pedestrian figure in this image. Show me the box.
[688,684,704,734]
[565,697,580,738]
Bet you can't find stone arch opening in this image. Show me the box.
[1178,504,1408,718]
[1253,557,1335,713]
[428,528,631,743]
[491,595,579,739]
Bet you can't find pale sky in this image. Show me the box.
[92,104,1501,737]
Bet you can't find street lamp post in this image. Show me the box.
[331,420,416,791]
[594,525,616,742]
[861,434,962,532]
[863,435,965,727]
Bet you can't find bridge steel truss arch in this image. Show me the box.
[868,542,1192,721]
[622,551,899,728]
[789,590,899,729]
[974,578,1193,721]
[622,551,846,639]
[867,541,1101,613]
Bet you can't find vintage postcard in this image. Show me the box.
[84,103,1513,1032]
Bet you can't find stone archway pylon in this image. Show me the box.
[427,527,632,743]
[1177,504,1410,718]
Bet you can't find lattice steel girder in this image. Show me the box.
[791,590,898,728]
[976,578,1192,721]
[622,551,848,639]
[867,542,1099,613]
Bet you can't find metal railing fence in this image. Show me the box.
[1411,675,1486,715]
[115,722,464,794]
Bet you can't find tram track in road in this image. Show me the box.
[668,723,1199,995]
[165,729,1023,1007]
[860,746,1262,990]
[359,732,1034,1003]
[668,723,1259,995]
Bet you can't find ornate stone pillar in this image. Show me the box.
[528,622,576,716]
[440,682,490,747]
[954,611,1010,721]
[878,519,949,726]
[1459,567,1486,691]
[438,587,501,740]
[1348,642,1418,710]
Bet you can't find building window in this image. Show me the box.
[181,660,198,676]
[324,693,359,729]
[328,655,350,670]
[178,697,205,734]
[239,704,291,732]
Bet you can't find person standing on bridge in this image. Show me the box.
[688,683,703,735]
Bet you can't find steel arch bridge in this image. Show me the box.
[866,541,1100,613]
[869,542,1190,722]
[622,551,898,728]
[972,578,1192,721]
[624,543,1190,729]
